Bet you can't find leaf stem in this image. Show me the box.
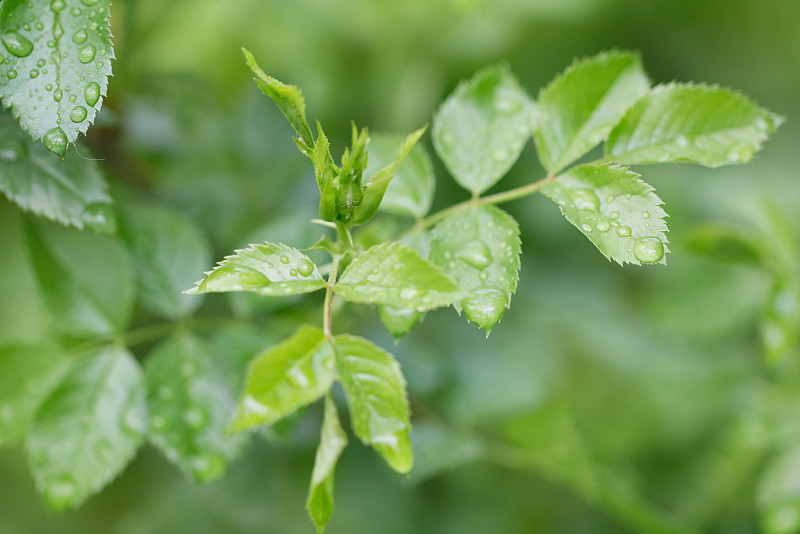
[323,254,341,340]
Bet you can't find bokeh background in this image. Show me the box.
[2,0,800,533]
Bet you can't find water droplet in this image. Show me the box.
[72,29,87,44]
[70,106,87,122]
[36,58,45,67]
[493,148,508,162]
[53,88,62,102]
[458,241,492,269]
[84,82,100,106]
[569,189,600,211]
[2,31,33,57]
[71,7,81,15]
[400,287,421,300]
[581,223,592,232]
[596,220,610,232]
[45,477,76,510]
[80,0,100,5]
[26,68,37,78]
[78,44,96,63]
[7,69,17,79]
[633,237,665,263]
[727,145,753,163]
[479,271,489,281]
[35,22,44,30]
[676,134,689,147]
[606,195,614,203]
[151,415,168,431]
[642,211,650,219]
[616,226,631,237]
[122,409,146,436]
[184,407,208,429]
[53,22,64,40]
[69,94,76,102]
[279,255,290,264]
[462,289,506,334]
[493,97,520,113]
[289,268,298,276]
[191,452,226,482]
[43,127,67,157]
[51,0,66,13]
[201,264,269,291]
[94,439,113,461]
[610,211,620,220]
[297,258,314,277]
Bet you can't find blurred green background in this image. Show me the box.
[2,0,800,532]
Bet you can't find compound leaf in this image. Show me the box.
[335,242,461,310]
[606,83,782,167]
[26,219,134,336]
[533,50,650,174]
[542,163,669,265]
[365,133,435,219]
[334,335,412,473]
[118,198,211,320]
[430,206,521,333]
[0,119,114,232]
[433,64,532,195]
[145,333,248,484]
[0,344,67,448]
[230,325,334,432]
[306,394,348,533]
[0,0,114,156]
[242,47,314,148]
[186,242,325,297]
[26,346,146,511]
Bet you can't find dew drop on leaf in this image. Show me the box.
[2,31,34,57]
[616,226,631,237]
[80,0,100,6]
[279,255,290,264]
[581,223,592,232]
[70,106,87,122]
[296,258,315,277]
[289,268,298,276]
[45,476,76,509]
[642,211,650,219]
[72,29,87,44]
[7,69,17,79]
[29,68,38,78]
[84,82,100,106]
[184,407,209,429]
[151,415,168,431]
[569,189,600,211]
[633,237,665,263]
[462,289,507,334]
[78,44,96,64]
[596,220,610,232]
[400,287,422,300]
[53,88,62,102]
[43,127,67,157]
[457,241,492,269]
[94,438,113,461]
[190,452,226,483]
[53,22,64,40]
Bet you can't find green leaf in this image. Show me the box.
[335,242,461,310]
[117,198,211,320]
[26,346,146,511]
[378,306,425,338]
[0,344,67,448]
[533,50,650,174]
[306,394,348,533]
[0,0,114,156]
[145,333,249,484]
[186,242,326,297]
[0,119,114,232]
[364,133,435,219]
[351,126,426,225]
[408,422,484,483]
[26,219,135,336]
[429,206,521,333]
[334,335,412,473]
[606,83,783,167]
[230,325,334,432]
[242,48,314,148]
[760,280,800,368]
[542,163,669,265]
[757,445,800,534]
[432,64,533,195]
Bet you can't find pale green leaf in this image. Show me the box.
[117,198,211,320]
[0,118,114,232]
[26,219,135,336]
[242,48,314,148]
[686,224,763,266]
[542,163,669,265]
[429,206,521,333]
[0,344,67,448]
[606,83,783,167]
[0,0,114,156]
[26,346,146,511]
[145,333,249,484]
[533,50,650,174]
[334,335,412,473]
[757,445,800,534]
[432,64,533,195]
[335,242,461,310]
[230,325,334,432]
[186,242,326,296]
[306,394,348,533]
[364,133,435,219]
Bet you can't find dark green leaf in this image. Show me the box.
[26,219,134,336]
[26,346,146,510]
[242,48,314,148]
[533,50,650,174]
[606,83,783,167]
[365,133,435,219]
[118,198,211,320]
[0,119,114,232]
[186,242,326,297]
[145,333,249,484]
[334,334,412,473]
[336,242,461,310]
[306,394,347,533]
[0,344,66,448]
[430,206,521,333]
[542,163,669,265]
[0,0,114,156]
[432,64,533,195]
[230,325,334,432]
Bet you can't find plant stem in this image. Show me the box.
[407,174,555,235]
[323,254,341,340]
